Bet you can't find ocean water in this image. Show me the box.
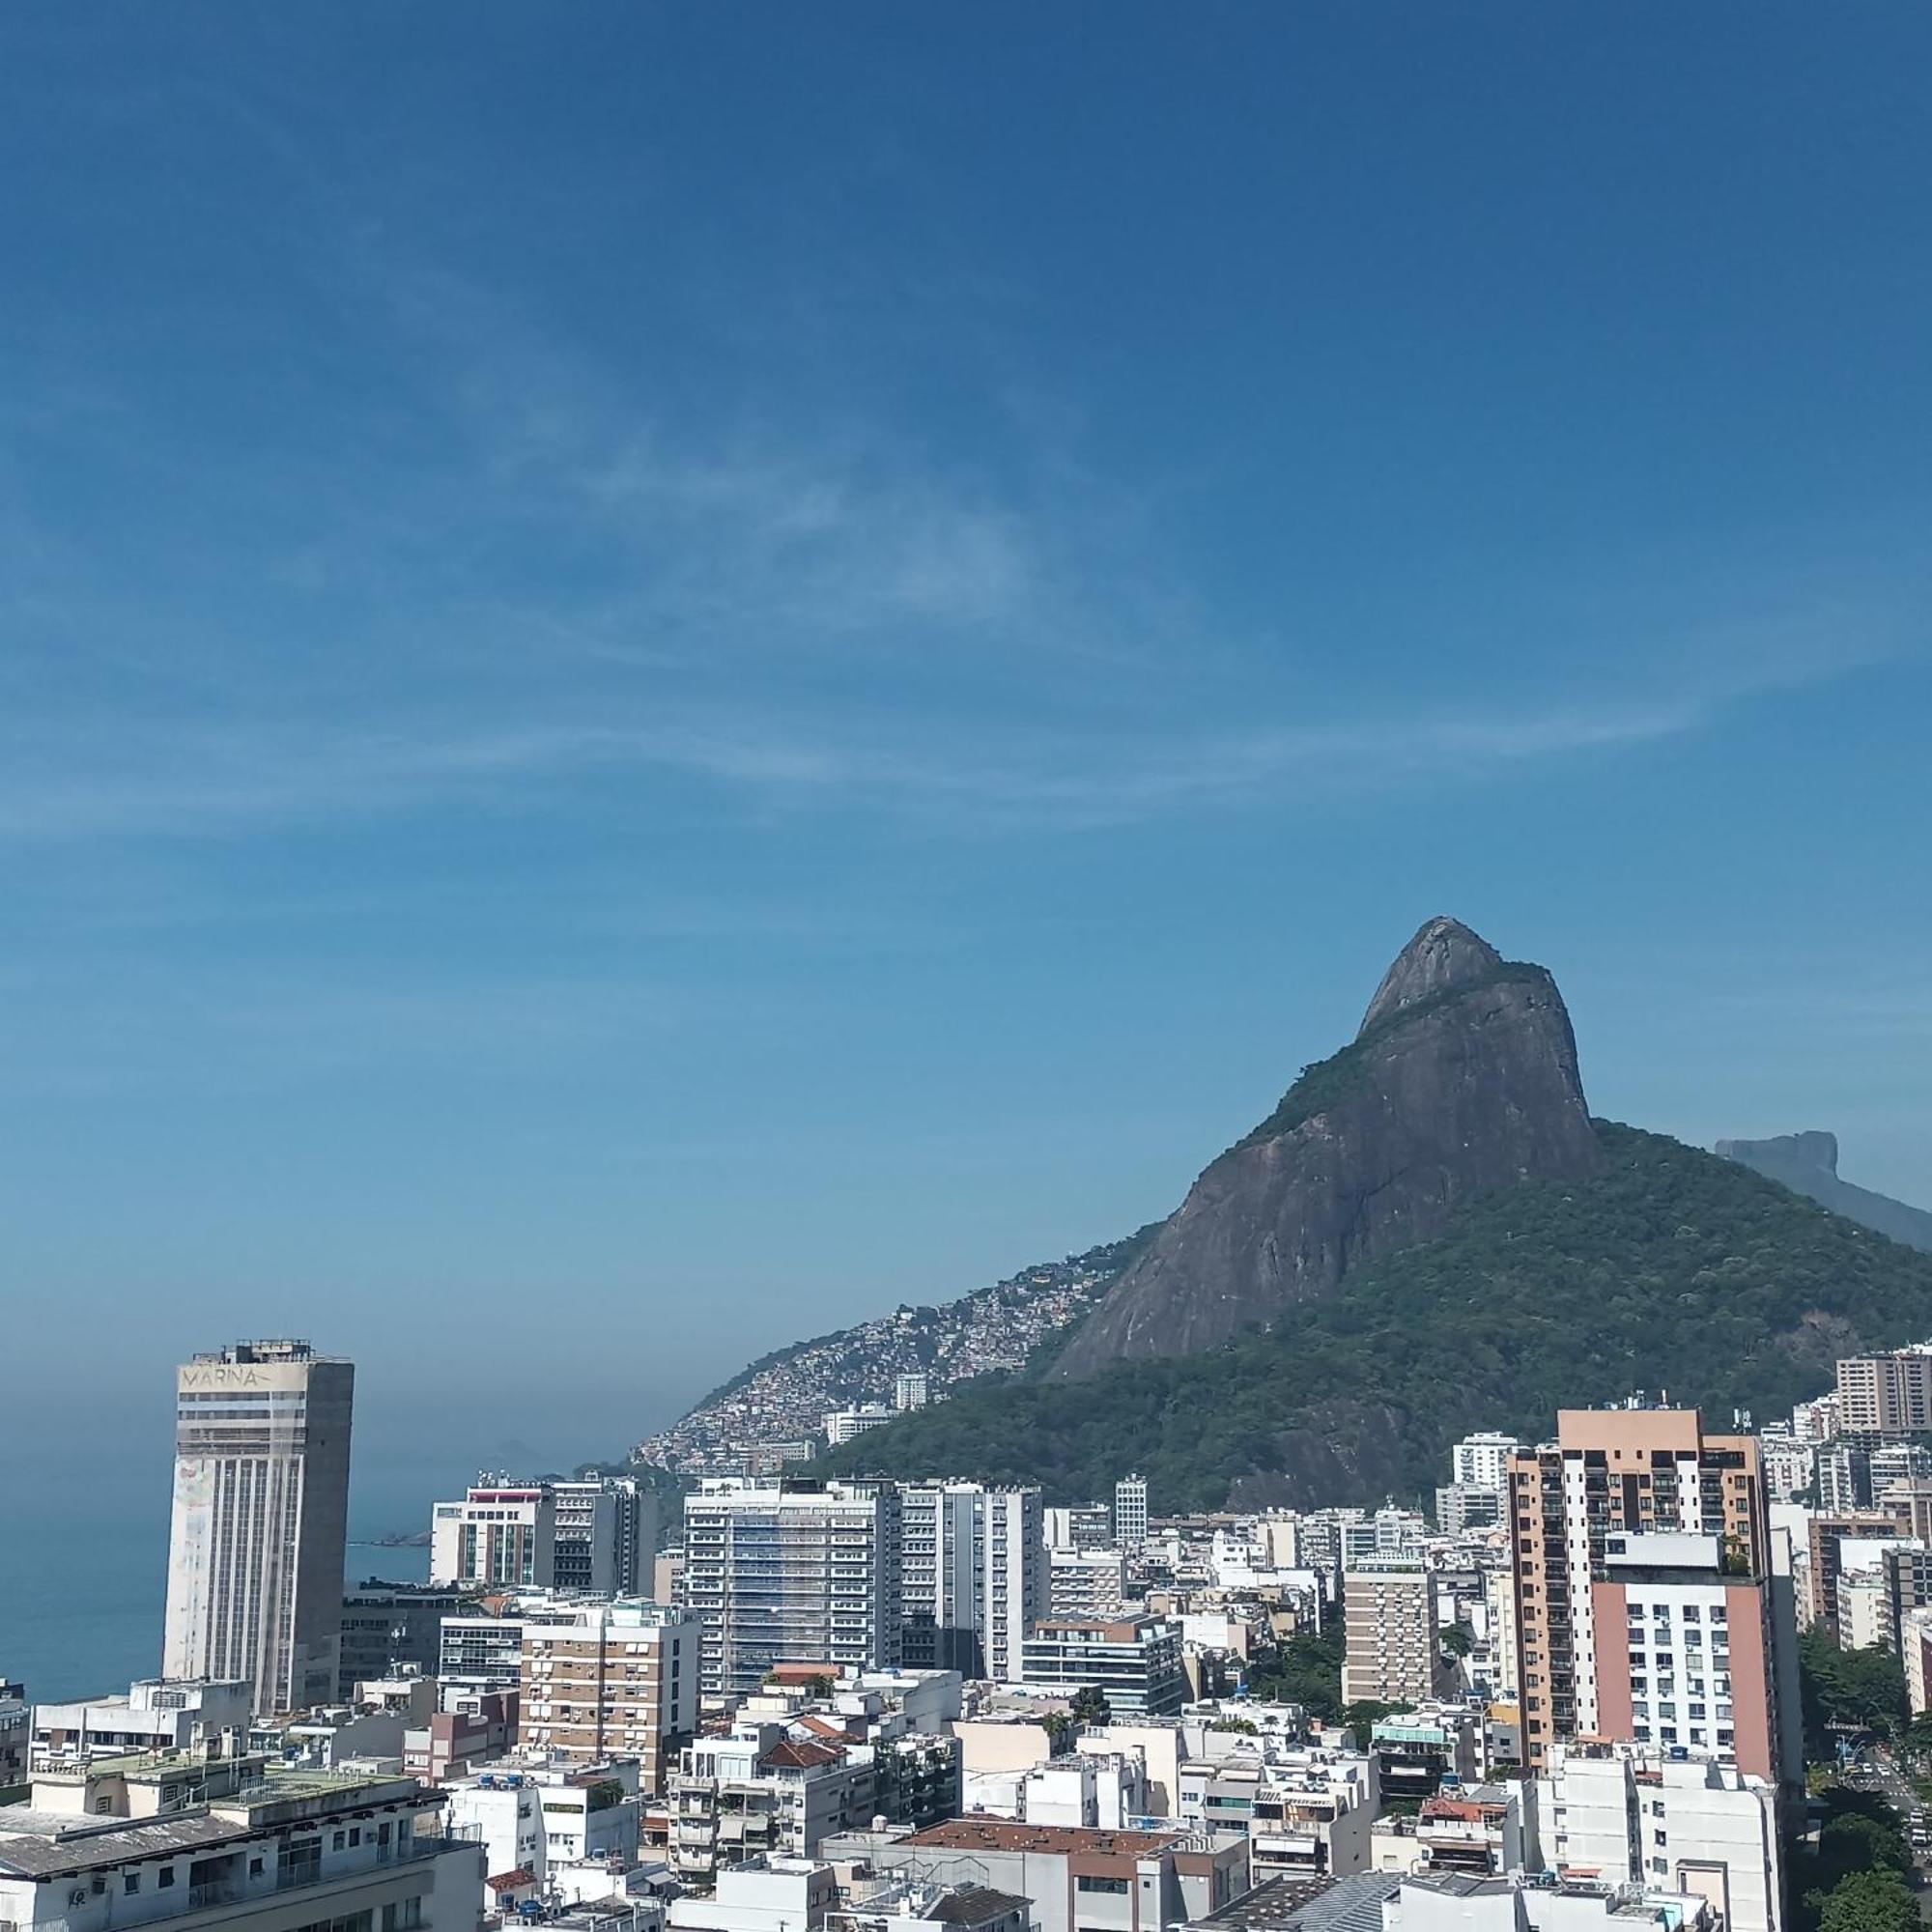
[2,1443,469,1703]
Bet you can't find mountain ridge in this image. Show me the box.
[823,1121,1932,1508]
[637,919,1932,1508]
[1717,1131,1932,1253]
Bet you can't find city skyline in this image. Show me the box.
[3,9,1928,1927]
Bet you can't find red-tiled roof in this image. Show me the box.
[758,1737,843,1771]
[486,1869,536,1892]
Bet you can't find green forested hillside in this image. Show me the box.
[822,1123,1932,1509]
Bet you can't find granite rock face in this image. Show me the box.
[1054,916,1606,1377]
[1717,1131,1932,1253]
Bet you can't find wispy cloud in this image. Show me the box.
[0,679,1801,842]
[0,241,1918,847]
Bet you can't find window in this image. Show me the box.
[1077,1876,1131,1894]
[125,1875,141,1896]
[158,1869,176,1889]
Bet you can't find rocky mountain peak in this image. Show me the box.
[1054,917,1605,1378]
[1358,916,1505,1037]
[1717,1129,1838,1176]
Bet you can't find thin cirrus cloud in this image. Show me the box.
[0,684,1766,845]
[0,241,1912,848]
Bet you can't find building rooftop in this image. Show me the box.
[1201,1872,1406,1932]
[0,1767,434,1879]
[925,1888,1034,1924]
[901,1819,1181,1858]
[0,1812,243,1878]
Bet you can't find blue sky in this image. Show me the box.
[2,6,1929,1480]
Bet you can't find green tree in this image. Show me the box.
[1247,1631,1344,1721]
[1801,1630,1909,1748]
[1068,1686,1112,1725]
[1897,1709,1932,1765]
[1441,1623,1474,1659]
[1817,1869,1918,1932]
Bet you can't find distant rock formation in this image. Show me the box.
[1716,1131,1932,1253]
[1054,916,1606,1377]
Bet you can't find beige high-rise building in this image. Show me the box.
[1342,1554,1450,1707]
[1507,1407,1798,1790]
[517,1601,699,1791]
[1836,1351,1932,1434]
[162,1339,355,1716]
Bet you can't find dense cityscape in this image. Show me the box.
[11,1328,1932,1932]
[9,11,1928,1932]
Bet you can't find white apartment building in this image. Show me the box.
[442,1758,640,1908]
[1385,1871,1717,1932]
[1340,1508,1429,1568]
[1435,1486,1503,1537]
[824,1407,895,1447]
[1015,1752,1148,1829]
[1755,1430,1813,1505]
[162,1341,355,1718]
[1531,1742,1783,1932]
[549,1479,662,1598]
[894,1375,930,1412]
[1342,1557,1449,1707]
[429,1488,557,1592]
[681,1482,902,1704]
[666,1858,838,1932]
[1905,1605,1932,1716]
[669,1726,874,1889]
[897,1484,1044,1683]
[30,1681,253,1764]
[1482,1570,1519,1698]
[1836,1566,1889,1651]
[1177,1743,1378,1879]
[0,1759,480,1932]
[429,1480,654,1598]
[1113,1476,1150,1552]
[1454,1435,1528,1497]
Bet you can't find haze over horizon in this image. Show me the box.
[3,7,1930,1476]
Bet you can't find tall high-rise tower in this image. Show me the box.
[162,1339,355,1716]
[1508,1406,1801,1791]
[1113,1472,1149,1552]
